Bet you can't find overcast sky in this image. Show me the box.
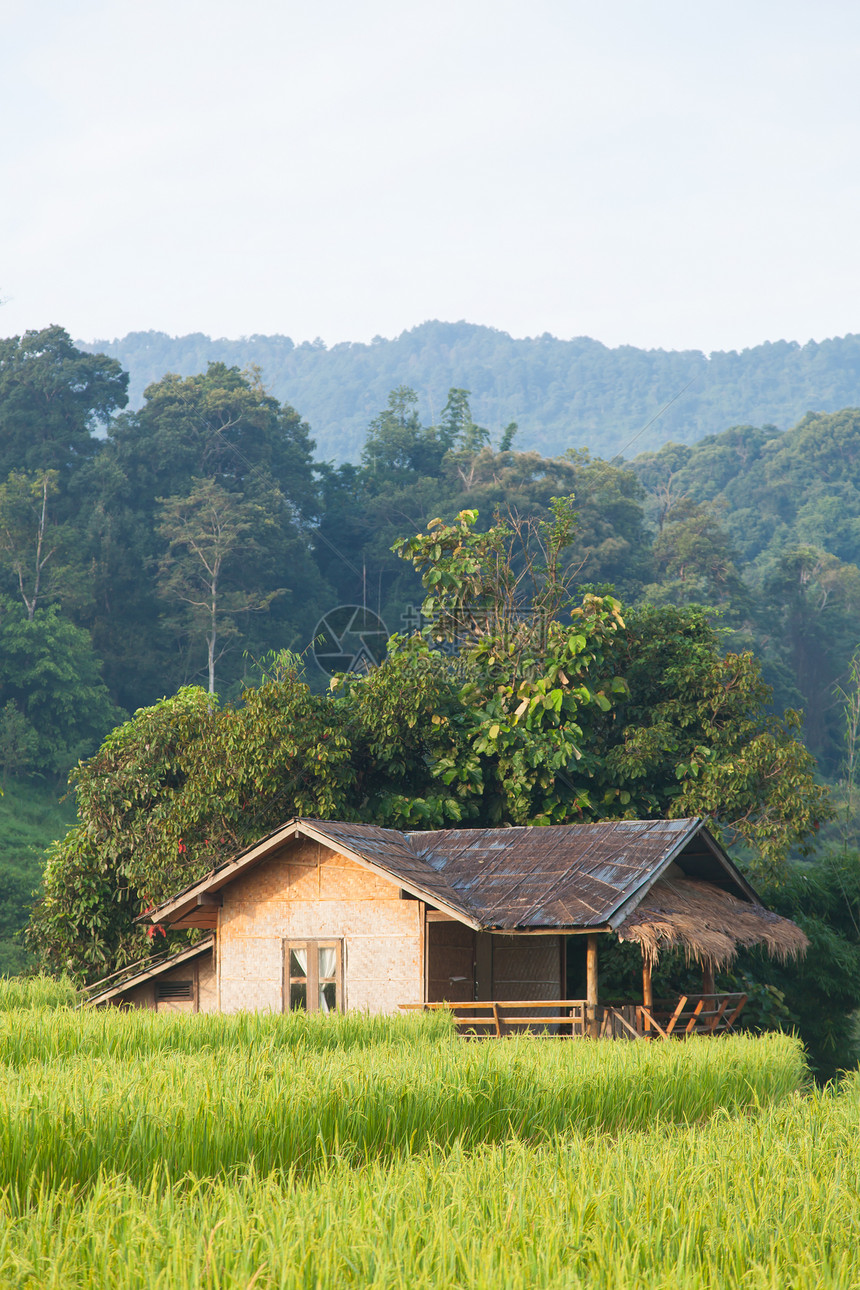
[3,1,860,353]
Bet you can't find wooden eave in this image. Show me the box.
[84,936,214,1007]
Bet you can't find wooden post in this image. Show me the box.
[586,934,599,1038]
[702,962,715,996]
[642,960,653,1036]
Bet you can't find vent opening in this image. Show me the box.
[156,979,194,1002]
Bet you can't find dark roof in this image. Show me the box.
[407,818,734,929]
[146,816,760,933]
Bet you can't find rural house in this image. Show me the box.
[87,816,807,1036]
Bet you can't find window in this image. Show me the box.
[285,941,342,1013]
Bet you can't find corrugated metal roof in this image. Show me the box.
[405,818,705,929]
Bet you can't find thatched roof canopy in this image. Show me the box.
[616,868,809,970]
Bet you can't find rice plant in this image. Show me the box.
[0,1020,805,1199]
[0,1076,856,1289]
[0,1001,452,1064]
[0,973,78,1010]
[0,1005,833,1288]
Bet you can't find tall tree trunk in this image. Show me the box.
[19,474,52,621]
[208,577,217,695]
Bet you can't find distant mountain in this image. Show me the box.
[79,321,860,463]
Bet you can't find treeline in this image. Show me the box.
[2,324,860,784]
[631,416,860,770]
[82,320,860,463]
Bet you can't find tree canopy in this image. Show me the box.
[28,504,828,981]
[3,327,856,784]
[0,326,127,478]
[632,409,860,768]
[0,330,854,1073]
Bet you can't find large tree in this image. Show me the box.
[0,470,62,619]
[89,363,328,705]
[317,386,652,642]
[156,478,284,694]
[0,326,127,480]
[361,385,455,483]
[109,362,318,510]
[0,596,122,777]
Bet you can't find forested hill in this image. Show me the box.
[5,324,860,985]
[79,321,860,463]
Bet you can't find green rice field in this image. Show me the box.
[0,983,857,1288]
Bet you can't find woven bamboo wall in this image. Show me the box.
[218,839,424,1014]
[121,981,154,1009]
[116,950,217,1012]
[155,952,218,1014]
[491,934,562,1000]
[197,953,217,1012]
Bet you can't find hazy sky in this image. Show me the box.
[4,1,860,353]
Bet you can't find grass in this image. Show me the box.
[0,1019,804,1199]
[2,1088,859,1290]
[0,1006,852,1288]
[0,776,76,975]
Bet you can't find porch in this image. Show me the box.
[418,912,754,1039]
[411,845,809,1040]
[401,992,748,1038]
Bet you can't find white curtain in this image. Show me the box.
[290,948,307,977]
[318,947,337,1012]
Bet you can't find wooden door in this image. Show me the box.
[426,920,476,1002]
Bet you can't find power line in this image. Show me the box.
[610,375,699,463]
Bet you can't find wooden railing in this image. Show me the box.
[648,992,748,1037]
[401,999,588,1036]
[401,992,747,1039]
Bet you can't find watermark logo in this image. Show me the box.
[400,603,550,653]
[312,606,389,677]
[313,601,550,677]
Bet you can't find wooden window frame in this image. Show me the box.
[283,939,343,1014]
